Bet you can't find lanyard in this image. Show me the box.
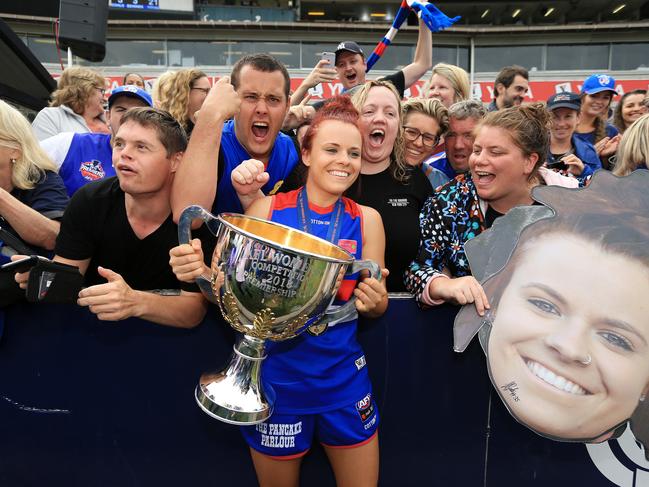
[297,187,344,244]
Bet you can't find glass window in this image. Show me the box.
[611,43,649,70]
[475,45,543,72]
[230,42,300,69]
[546,44,609,71]
[78,40,166,67]
[358,43,414,71]
[301,42,336,69]
[24,36,60,64]
[167,41,230,67]
[431,46,470,72]
[432,46,458,67]
[458,47,469,72]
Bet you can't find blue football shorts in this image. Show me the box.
[240,391,379,459]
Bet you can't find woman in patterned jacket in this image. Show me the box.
[405,103,561,315]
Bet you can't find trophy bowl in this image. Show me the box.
[179,205,380,425]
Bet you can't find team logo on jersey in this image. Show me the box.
[355,355,366,370]
[307,322,329,336]
[356,393,375,422]
[338,239,358,254]
[79,160,105,181]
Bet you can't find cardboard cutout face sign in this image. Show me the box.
[454,170,649,450]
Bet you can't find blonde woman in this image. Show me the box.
[424,63,470,108]
[350,80,433,292]
[32,66,109,140]
[612,113,649,176]
[0,100,68,253]
[151,70,176,109]
[155,68,209,136]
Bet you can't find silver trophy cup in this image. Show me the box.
[178,205,380,425]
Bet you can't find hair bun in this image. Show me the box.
[519,102,551,130]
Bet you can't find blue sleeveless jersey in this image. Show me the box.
[60,133,114,196]
[263,188,370,414]
[215,120,299,214]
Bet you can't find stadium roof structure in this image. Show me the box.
[300,0,649,24]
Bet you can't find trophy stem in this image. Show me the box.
[195,335,275,425]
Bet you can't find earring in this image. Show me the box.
[10,158,16,164]
[641,394,646,403]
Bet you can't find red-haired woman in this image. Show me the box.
[170,96,388,487]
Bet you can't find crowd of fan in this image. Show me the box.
[1,28,649,485]
[2,37,647,311]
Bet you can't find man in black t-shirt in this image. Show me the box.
[15,108,207,328]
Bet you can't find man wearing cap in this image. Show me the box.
[40,85,153,196]
[547,92,601,178]
[292,19,432,105]
[334,17,432,98]
[487,65,529,111]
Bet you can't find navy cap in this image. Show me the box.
[335,41,364,61]
[108,85,153,108]
[581,74,617,96]
[547,92,581,111]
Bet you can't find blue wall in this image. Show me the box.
[0,298,625,485]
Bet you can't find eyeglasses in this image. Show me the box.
[402,126,438,148]
[96,87,106,96]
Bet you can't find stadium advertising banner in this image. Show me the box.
[98,75,649,103]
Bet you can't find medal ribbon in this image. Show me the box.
[297,187,345,245]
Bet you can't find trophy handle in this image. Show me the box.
[178,205,220,300]
[322,259,382,324]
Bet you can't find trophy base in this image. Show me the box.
[195,335,275,426]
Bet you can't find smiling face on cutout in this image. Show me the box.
[487,233,649,441]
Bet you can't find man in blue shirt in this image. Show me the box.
[427,99,486,180]
[171,54,299,219]
[40,85,152,196]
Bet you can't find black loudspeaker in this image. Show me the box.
[58,0,108,62]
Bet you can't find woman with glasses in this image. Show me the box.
[155,68,210,137]
[32,67,110,141]
[401,97,450,188]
